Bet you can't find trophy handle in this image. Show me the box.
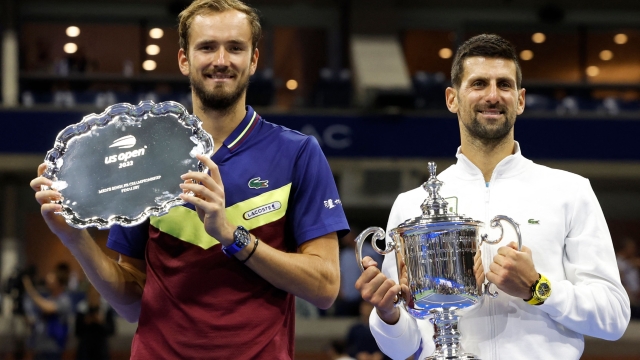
[480,215,522,298]
[479,215,522,250]
[355,227,392,272]
[355,227,404,307]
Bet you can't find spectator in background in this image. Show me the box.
[346,301,389,360]
[328,339,355,360]
[22,263,72,360]
[32,38,53,73]
[336,228,382,317]
[2,266,37,360]
[67,46,88,74]
[75,283,115,360]
[616,237,640,319]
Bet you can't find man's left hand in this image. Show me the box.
[179,154,235,246]
[486,241,539,299]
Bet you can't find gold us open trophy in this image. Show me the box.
[355,162,522,360]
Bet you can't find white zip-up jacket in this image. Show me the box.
[369,143,630,360]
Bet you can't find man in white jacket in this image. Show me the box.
[355,34,630,360]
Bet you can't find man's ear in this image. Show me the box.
[517,87,526,115]
[445,87,458,113]
[250,48,259,76]
[178,48,189,76]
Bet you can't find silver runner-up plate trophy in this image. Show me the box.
[355,162,522,360]
[42,100,214,229]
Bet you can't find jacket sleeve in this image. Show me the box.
[369,306,425,360]
[368,193,436,359]
[538,178,630,340]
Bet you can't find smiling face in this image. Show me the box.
[446,56,525,146]
[178,9,258,112]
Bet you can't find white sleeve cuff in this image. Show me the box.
[538,279,570,318]
[369,307,410,339]
[369,306,424,359]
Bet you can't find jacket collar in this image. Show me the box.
[452,141,531,180]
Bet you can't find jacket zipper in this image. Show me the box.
[485,179,497,360]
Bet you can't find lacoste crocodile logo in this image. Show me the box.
[528,219,540,225]
[248,177,269,189]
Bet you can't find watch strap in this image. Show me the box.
[526,273,551,306]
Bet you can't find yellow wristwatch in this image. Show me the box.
[524,273,551,306]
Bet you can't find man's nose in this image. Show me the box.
[215,47,228,66]
[485,83,499,103]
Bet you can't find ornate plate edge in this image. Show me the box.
[42,100,214,230]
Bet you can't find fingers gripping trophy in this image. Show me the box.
[355,162,522,360]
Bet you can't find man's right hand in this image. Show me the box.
[30,163,83,241]
[355,256,408,325]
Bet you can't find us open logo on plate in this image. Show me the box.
[104,136,147,165]
[109,135,137,149]
[243,201,282,220]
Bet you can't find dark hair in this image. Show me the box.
[55,262,70,287]
[178,0,262,55]
[451,34,522,89]
[330,339,347,355]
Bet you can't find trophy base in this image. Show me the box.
[425,308,481,360]
[425,353,480,360]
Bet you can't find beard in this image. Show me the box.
[190,71,250,112]
[460,102,516,147]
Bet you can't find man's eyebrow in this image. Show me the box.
[226,40,249,47]
[466,76,515,84]
[496,77,516,84]
[466,75,488,83]
[194,39,248,47]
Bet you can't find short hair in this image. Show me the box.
[178,0,262,55]
[451,34,522,89]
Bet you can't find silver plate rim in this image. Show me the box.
[42,100,214,229]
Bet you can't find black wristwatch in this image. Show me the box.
[222,226,251,257]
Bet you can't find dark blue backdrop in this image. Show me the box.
[1,109,638,160]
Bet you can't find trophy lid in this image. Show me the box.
[421,162,448,216]
[391,162,480,234]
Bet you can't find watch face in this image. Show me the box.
[234,227,251,246]
[537,283,551,297]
